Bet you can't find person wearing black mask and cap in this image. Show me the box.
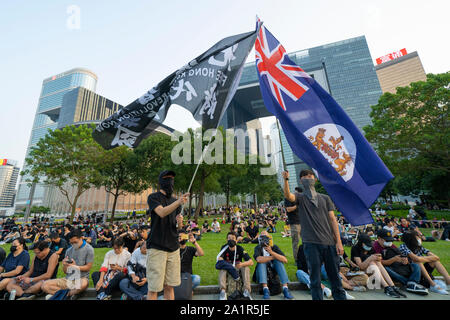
[146,170,189,300]
[283,169,347,300]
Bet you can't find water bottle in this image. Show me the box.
[9,289,16,300]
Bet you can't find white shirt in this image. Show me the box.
[101,249,131,270]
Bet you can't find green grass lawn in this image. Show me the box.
[1,219,449,287]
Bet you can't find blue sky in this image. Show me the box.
[1,0,449,172]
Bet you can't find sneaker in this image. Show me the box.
[352,286,366,292]
[430,284,449,295]
[282,287,294,300]
[262,287,270,300]
[434,279,449,291]
[406,281,429,295]
[344,290,355,300]
[96,292,107,300]
[393,286,407,298]
[120,293,128,300]
[104,295,112,300]
[243,289,253,300]
[219,290,227,300]
[384,286,401,298]
[323,287,332,299]
[17,293,36,300]
[45,294,54,300]
[68,294,79,300]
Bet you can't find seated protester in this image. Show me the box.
[253,231,294,300]
[3,227,20,244]
[84,225,97,247]
[178,231,204,293]
[233,224,244,243]
[373,229,428,295]
[201,220,211,234]
[281,224,291,238]
[266,218,276,233]
[63,224,73,243]
[119,242,148,300]
[336,246,368,293]
[191,225,201,241]
[211,219,221,233]
[400,230,449,294]
[41,229,94,300]
[243,220,259,244]
[5,241,59,300]
[92,237,131,300]
[49,232,68,262]
[120,224,139,253]
[23,225,36,243]
[97,226,114,248]
[0,247,5,266]
[351,233,405,298]
[383,218,401,240]
[0,238,30,296]
[136,225,150,248]
[215,232,253,300]
[295,244,332,299]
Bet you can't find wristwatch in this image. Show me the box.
[30,278,34,285]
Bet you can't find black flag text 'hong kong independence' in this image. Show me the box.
[92,24,260,150]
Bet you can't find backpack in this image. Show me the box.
[226,272,250,300]
[174,272,193,300]
[48,289,70,300]
[252,263,282,296]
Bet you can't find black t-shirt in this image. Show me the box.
[351,245,374,264]
[123,235,138,253]
[284,198,300,225]
[219,244,251,264]
[245,225,259,239]
[180,246,197,274]
[147,191,180,252]
[50,238,68,262]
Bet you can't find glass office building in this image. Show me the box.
[0,159,20,208]
[16,69,98,208]
[222,35,383,189]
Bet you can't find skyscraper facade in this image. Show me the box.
[0,159,20,209]
[16,69,98,208]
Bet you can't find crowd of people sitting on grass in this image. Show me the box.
[0,202,449,300]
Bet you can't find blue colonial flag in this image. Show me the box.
[255,21,393,226]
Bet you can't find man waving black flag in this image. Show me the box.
[93,22,261,150]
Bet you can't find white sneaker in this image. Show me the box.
[219,290,227,300]
[45,294,53,300]
[243,289,253,300]
[323,287,332,299]
[344,290,355,300]
[430,284,449,295]
[434,279,449,290]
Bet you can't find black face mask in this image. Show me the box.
[159,177,174,197]
[227,240,236,248]
[179,240,187,245]
[10,246,17,253]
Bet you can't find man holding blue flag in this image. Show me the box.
[283,169,347,300]
[254,21,393,227]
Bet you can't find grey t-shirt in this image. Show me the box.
[65,241,94,279]
[295,192,336,246]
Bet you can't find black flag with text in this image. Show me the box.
[93,23,260,150]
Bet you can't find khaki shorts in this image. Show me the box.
[147,248,181,292]
[51,277,87,290]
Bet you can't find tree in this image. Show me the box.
[22,125,104,222]
[97,146,136,223]
[364,72,450,206]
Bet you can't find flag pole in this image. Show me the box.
[276,118,287,171]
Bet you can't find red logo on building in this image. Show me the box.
[376,49,408,65]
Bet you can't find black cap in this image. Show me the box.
[377,229,395,242]
[358,233,373,246]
